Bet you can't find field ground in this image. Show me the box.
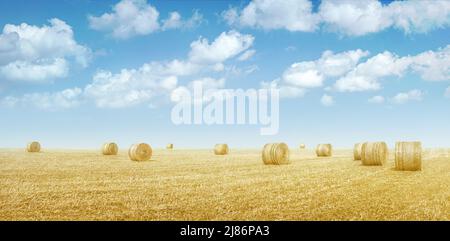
[0,148,449,221]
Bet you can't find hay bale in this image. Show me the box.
[395,141,422,171]
[102,142,118,155]
[316,144,332,157]
[166,143,174,149]
[262,143,290,165]
[214,144,229,155]
[361,142,388,166]
[299,144,306,149]
[353,143,364,160]
[128,143,152,161]
[27,141,41,153]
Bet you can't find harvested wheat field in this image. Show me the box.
[0,148,449,221]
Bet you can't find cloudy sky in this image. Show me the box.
[0,0,449,149]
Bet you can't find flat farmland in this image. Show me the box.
[0,148,449,220]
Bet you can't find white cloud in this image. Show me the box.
[1,88,82,111]
[283,62,324,88]
[188,31,254,64]
[321,94,334,106]
[334,46,450,92]
[388,0,450,33]
[333,51,410,92]
[223,0,450,36]
[319,0,392,36]
[84,66,178,108]
[279,49,369,91]
[237,49,256,61]
[89,0,203,39]
[391,89,424,104]
[162,10,203,30]
[0,58,68,82]
[0,18,91,82]
[222,0,319,32]
[368,95,385,104]
[161,12,183,30]
[410,45,450,81]
[334,75,381,92]
[88,0,159,39]
[83,30,253,108]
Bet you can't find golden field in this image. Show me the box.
[0,148,449,221]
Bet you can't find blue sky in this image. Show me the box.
[0,0,449,149]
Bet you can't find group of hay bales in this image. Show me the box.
[353,141,422,171]
[25,140,422,171]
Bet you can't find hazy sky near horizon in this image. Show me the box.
[0,0,449,149]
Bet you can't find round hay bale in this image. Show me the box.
[27,141,41,153]
[316,144,332,157]
[395,141,422,171]
[361,142,388,166]
[128,143,152,161]
[102,142,118,155]
[299,144,306,149]
[214,144,229,155]
[353,143,364,160]
[166,143,174,149]
[262,143,290,165]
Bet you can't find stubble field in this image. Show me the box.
[0,148,449,220]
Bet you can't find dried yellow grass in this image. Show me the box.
[361,142,388,166]
[1,148,450,220]
[128,143,152,161]
[102,142,118,155]
[262,143,290,165]
[395,141,422,171]
[166,144,174,150]
[353,143,364,160]
[27,141,41,153]
[214,144,229,155]
[299,144,306,149]
[316,144,332,157]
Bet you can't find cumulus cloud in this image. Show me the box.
[88,0,203,39]
[223,0,450,36]
[410,45,450,81]
[368,95,385,104]
[334,45,449,92]
[161,10,203,30]
[319,0,392,36]
[334,51,411,92]
[188,31,254,64]
[84,66,179,108]
[391,89,424,104]
[267,44,449,98]
[84,30,253,108]
[222,0,319,31]
[88,0,159,39]
[1,88,82,111]
[283,49,370,89]
[321,94,334,106]
[267,49,369,97]
[0,18,91,82]
[0,58,68,82]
